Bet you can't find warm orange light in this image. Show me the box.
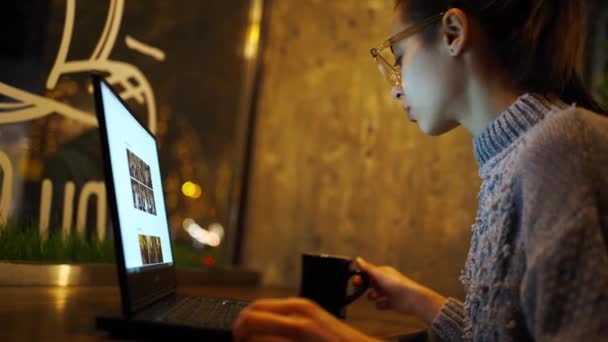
[243,0,262,59]
[181,181,202,199]
[53,287,69,313]
[57,264,71,287]
[244,23,260,59]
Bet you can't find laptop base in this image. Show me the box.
[96,315,233,341]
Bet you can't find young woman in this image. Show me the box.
[233,0,608,341]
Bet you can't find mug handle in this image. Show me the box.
[344,270,370,305]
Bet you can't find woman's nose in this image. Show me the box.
[391,86,404,100]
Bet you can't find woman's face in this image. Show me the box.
[390,7,463,136]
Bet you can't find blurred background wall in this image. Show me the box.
[241,1,481,299]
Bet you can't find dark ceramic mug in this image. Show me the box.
[298,253,370,319]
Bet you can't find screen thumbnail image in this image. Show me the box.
[138,234,164,265]
[126,149,153,189]
[130,178,157,215]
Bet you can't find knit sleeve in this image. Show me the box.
[516,113,608,341]
[430,298,466,342]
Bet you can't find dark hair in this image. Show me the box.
[395,0,606,115]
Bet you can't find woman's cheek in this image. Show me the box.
[403,62,424,104]
[409,58,442,108]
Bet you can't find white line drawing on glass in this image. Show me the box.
[0,0,165,134]
[0,0,167,238]
[125,35,166,61]
[0,82,98,125]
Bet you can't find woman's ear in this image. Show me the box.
[442,8,469,56]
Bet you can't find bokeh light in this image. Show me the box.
[182,218,222,247]
[181,181,202,199]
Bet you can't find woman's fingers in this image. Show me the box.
[234,308,312,342]
[354,273,378,292]
[355,258,383,288]
[353,274,363,287]
[355,257,374,275]
[236,298,377,342]
[368,290,391,310]
[367,287,390,300]
[245,297,323,317]
[375,297,391,310]
[368,289,379,300]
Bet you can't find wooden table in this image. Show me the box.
[0,286,428,341]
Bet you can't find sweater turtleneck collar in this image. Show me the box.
[473,93,568,167]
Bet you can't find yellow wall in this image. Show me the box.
[242,0,481,299]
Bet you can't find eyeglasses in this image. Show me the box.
[370,13,444,88]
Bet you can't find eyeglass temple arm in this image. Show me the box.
[371,12,444,57]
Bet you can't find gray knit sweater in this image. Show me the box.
[430,94,608,341]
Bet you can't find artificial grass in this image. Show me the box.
[0,221,224,268]
[0,221,114,263]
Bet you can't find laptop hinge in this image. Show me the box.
[130,287,177,316]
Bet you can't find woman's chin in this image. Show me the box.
[421,121,459,136]
[407,110,452,136]
[419,125,440,136]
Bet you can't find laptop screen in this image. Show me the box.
[98,80,174,272]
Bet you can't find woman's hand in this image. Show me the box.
[354,258,447,324]
[233,297,380,342]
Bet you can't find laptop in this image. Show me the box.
[92,75,249,340]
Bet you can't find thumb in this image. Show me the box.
[355,257,378,277]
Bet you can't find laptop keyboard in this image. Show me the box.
[161,296,250,330]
